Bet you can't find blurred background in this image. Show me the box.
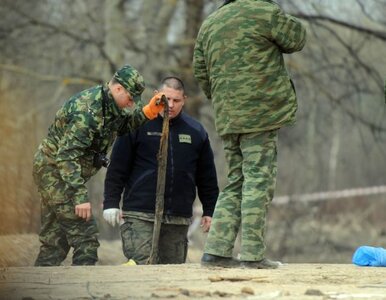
[0,0,385,266]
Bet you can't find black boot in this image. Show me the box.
[240,258,281,269]
[201,253,238,268]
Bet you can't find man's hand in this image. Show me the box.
[201,216,212,232]
[142,92,165,120]
[75,202,92,221]
[103,208,121,227]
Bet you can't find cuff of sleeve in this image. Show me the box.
[203,209,214,217]
[103,198,120,210]
[142,105,157,120]
[73,193,88,206]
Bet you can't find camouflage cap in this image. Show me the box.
[113,65,145,103]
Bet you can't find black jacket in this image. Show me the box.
[103,112,219,218]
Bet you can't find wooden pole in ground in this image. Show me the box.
[147,95,169,264]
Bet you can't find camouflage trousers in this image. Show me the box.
[33,150,100,266]
[204,130,278,261]
[120,216,189,264]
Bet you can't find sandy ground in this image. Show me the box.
[1,234,386,300]
[1,263,386,300]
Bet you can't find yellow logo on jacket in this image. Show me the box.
[179,134,191,144]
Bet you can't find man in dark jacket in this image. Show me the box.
[103,77,219,264]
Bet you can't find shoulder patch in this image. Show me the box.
[147,131,162,136]
[179,134,191,144]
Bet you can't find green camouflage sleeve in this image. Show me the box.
[56,112,97,205]
[270,8,307,53]
[117,106,149,135]
[193,37,211,100]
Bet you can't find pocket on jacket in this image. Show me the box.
[174,170,196,204]
[127,169,156,198]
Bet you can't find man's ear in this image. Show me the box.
[110,83,119,94]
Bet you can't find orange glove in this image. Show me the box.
[142,92,165,120]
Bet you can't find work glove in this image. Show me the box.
[103,208,121,227]
[142,92,165,120]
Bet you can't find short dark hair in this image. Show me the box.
[222,0,236,7]
[110,77,119,85]
[159,76,185,94]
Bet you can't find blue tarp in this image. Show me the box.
[352,246,386,267]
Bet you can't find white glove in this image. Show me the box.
[103,208,121,227]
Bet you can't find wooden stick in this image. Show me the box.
[147,95,169,264]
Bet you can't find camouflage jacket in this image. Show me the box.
[193,0,307,136]
[37,84,148,205]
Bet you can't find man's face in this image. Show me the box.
[112,84,135,110]
[157,86,186,119]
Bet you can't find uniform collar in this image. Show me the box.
[158,111,183,125]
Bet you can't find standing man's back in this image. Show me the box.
[194,0,306,135]
[193,0,306,268]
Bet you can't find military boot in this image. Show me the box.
[201,253,239,268]
[240,258,282,269]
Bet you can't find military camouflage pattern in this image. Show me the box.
[193,0,307,136]
[34,196,100,266]
[120,216,189,264]
[204,131,278,261]
[33,77,148,266]
[35,84,147,205]
[113,65,145,103]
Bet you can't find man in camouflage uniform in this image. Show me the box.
[103,77,219,264]
[33,65,165,266]
[193,0,307,268]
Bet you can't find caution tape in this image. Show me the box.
[273,185,386,204]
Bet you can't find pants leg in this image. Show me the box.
[57,201,99,266]
[204,134,243,257]
[120,218,189,264]
[35,200,99,266]
[35,200,70,266]
[120,218,153,265]
[34,153,71,266]
[159,224,189,264]
[239,130,278,261]
[33,153,99,266]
